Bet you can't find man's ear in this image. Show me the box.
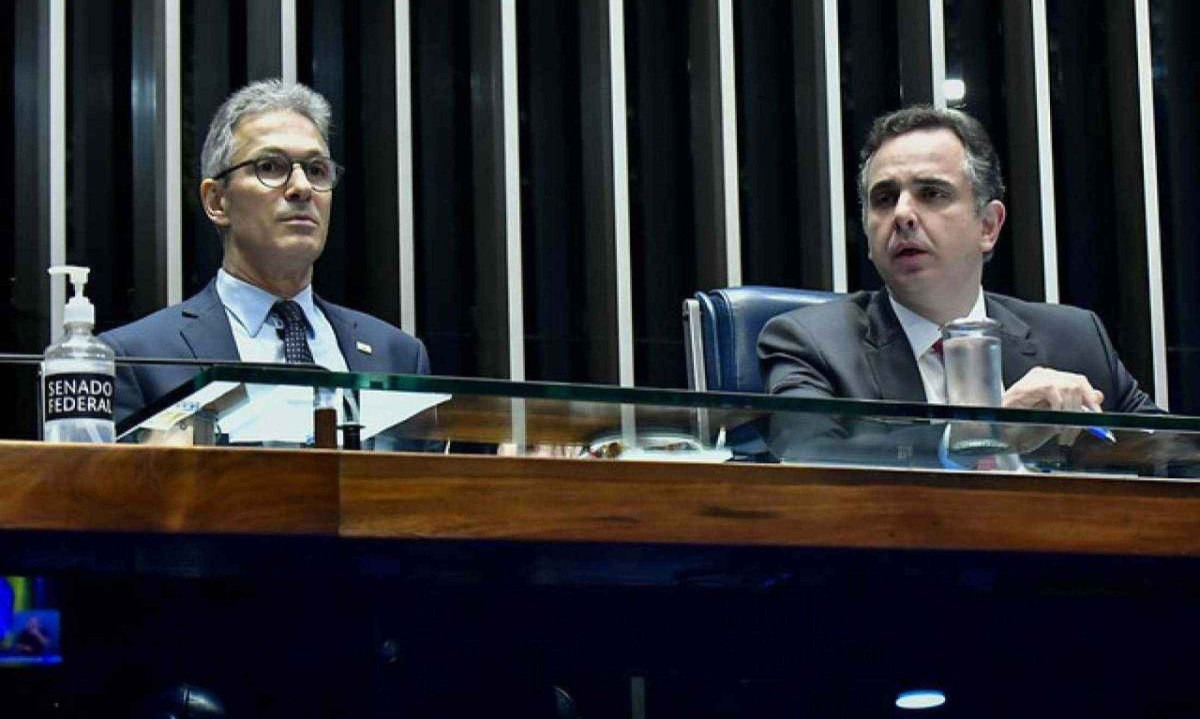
[979,199,1006,254]
[200,179,231,228]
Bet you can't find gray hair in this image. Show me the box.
[200,79,333,180]
[856,105,1005,224]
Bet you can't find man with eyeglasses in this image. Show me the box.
[101,80,429,423]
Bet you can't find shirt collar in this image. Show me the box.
[215,268,318,339]
[888,288,987,358]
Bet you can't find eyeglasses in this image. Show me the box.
[212,153,344,192]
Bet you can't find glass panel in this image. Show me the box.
[101,362,1200,480]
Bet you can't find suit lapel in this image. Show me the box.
[178,282,240,361]
[317,296,374,372]
[864,292,927,402]
[985,294,1043,387]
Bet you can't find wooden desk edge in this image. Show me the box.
[1,442,1197,557]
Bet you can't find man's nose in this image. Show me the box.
[892,191,918,232]
[283,162,314,199]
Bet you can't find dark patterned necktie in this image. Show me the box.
[271,300,315,364]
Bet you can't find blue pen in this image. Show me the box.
[1080,406,1116,443]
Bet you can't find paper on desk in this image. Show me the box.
[218,385,449,444]
[138,381,244,432]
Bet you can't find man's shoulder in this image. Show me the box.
[98,285,220,348]
[768,290,875,329]
[986,292,1097,325]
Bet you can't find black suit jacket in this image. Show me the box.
[100,280,430,423]
[757,290,1159,414]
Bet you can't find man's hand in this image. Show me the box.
[1002,367,1104,411]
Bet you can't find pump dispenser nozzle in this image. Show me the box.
[48,265,95,327]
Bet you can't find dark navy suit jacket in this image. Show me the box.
[99,281,430,423]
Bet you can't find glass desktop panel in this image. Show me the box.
[112,365,1200,479]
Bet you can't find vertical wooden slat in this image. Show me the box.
[395,0,417,336]
[49,0,66,335]
[1132,0,1168,407]
[717,0,741,287]
[823,0,848,292]
[1030,0,1059,303]
[500,0,525,381]
[163,0,182,306]
[608,0,634,387]
[280,0,297,83]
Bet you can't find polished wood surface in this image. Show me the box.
[0,440,339,534]
[1,440,1198,556]
[340,452,1200,556]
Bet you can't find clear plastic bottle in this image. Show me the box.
[42,266,115,443]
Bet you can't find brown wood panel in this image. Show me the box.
[3,441,1198,556]
[0,441,339,535]
[340,453,1200,556]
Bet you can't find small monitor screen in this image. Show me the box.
[0,577,63,667]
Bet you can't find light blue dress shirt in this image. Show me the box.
[214,268,349,372]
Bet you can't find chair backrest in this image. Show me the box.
[683,286,842,393]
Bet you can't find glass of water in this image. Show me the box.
[942,317,1003,407]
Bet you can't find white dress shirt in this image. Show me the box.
[888,289,987,404]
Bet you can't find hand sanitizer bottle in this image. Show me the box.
[42,265,115,443]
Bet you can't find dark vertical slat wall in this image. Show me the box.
[838,0,900,292]
[298,0,402,321]
[69,0,135,330]
[5,0,1200,435]
[576,0,621,384]
[1047,0,1153,394]
[625,0,702,388]
[3,1,36,439]
[245,0,282,81]
[467,0,513,379]
[130,0,168,315]
[302,0,348,306]
[735,0,833,291]
[943,0,1019,298]
[1150,0,1200,412]
[517,0,606,383]
[997,0,1046,301]
[687,0,729,292]
[411,0,481,378]
[181,0,238,297]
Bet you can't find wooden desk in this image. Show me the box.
[1,440,1197,556]
[1,441,1198,718]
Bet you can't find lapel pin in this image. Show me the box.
[356,341,373,355]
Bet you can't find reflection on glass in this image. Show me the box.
[106,363,1200,480]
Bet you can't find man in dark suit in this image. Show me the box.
[758,105,1158,414]
[102,80,428,423]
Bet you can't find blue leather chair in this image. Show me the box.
[683,286,842,393]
